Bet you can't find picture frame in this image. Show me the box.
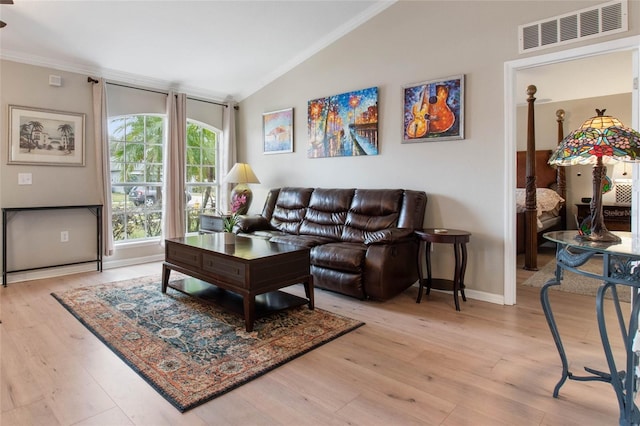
[402,75,464,143]
[307,86,378,158]
[8,105,86,166]
[263,108,293,154]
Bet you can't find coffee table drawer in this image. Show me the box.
[166,243,201,267]
[203,253,245,286]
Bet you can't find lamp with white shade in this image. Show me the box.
[223,163,260,215]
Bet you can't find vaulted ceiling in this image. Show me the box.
[0,0,394,100]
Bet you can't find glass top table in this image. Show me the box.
[542,230,640,426]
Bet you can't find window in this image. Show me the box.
[186,119,219,233]
[108,115,219,243]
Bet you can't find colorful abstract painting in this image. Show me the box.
[402,75,464,143]
[307,87,378,158]
[263,108,293,154]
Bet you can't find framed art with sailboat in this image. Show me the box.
[402,75,464,143]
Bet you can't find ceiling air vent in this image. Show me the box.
[518,0,627,54]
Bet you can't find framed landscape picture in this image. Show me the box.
[263,108,293,154]
[8,105,85,166]
[402,75,464,143]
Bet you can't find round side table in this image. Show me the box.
[415,228,471,311]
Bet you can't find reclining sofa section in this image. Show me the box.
[236,187,427,301]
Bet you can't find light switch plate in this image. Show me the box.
[18,173,32,185]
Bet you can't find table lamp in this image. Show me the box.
[548,109,640,243]
[223,163,260,215]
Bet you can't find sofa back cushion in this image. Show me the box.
[300,188,354,240]
[270,187,313,234]
[341,189,403,243]
[398,190,428,229]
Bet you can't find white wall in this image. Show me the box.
[237,1,640,300]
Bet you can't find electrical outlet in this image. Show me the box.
[18,173,32,185]
[60,231,69,242]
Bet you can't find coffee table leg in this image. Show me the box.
[162,263,171,293]
[303,276,315,310]
[243,295,256,332]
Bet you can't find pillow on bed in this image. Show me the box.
[536,188,564,215]
[515,188,564,216]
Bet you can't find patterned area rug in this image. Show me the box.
[521,258,631,302]
[51,276,364,412]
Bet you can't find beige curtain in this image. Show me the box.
[220,101,237,213]
[92,78,115,256]
[162,91,187,240]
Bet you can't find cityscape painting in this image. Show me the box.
[307,86,378,158]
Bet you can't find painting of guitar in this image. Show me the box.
[426,84,455,134]
[402,75,465,143]
[406,86,428,138]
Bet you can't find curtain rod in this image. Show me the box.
[87,77,238,109]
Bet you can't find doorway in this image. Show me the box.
[504,35,640,305]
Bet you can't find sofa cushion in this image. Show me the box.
[299,188,354,240]
[269,234,334,248]
[270,187,313,234]
[311,242,367,273]
[341,189,403,243]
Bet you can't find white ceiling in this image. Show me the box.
[0,0,394,101]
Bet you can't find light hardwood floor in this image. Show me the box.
[1,249,631,425]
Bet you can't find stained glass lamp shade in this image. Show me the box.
[549,109,640,242]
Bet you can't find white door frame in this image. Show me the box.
[503,35,640,305]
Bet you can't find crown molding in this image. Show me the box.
[0,49,232,102]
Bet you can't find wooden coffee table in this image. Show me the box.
[162,233,313,332]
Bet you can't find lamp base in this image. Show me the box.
[575,159,622,244]
[230,184,252,215]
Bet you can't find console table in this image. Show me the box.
[542,230,640,426]
[2,205,103,286]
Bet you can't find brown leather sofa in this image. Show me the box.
[236,187,427,300]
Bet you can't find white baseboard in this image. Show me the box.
[2,254,164,285]
[103,254,164,270]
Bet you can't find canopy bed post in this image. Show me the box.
[524,85,538,271]
[556,109,567,230]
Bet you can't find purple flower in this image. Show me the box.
[230,193,247,214]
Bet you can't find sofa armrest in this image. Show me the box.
[364,228,415,245]
[236,215,271,233]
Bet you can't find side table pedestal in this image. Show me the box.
[415,228,471,311]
